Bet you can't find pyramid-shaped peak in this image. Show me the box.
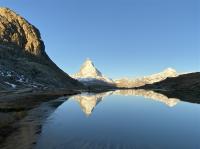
[75,58,103,78]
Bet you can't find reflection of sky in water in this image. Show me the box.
[36,90,200,149]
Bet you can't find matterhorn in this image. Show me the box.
[72,58,115,87]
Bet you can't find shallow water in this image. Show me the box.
[36,90,200,149]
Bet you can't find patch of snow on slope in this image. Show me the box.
[4,82,16,88]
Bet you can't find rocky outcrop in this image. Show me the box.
[72,58,115,87]
[115,68,177,88]
[0,7,83,90]
[0,8,44,56]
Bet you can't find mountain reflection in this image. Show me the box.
[114,89,180,107]
[72,89,179,116]
[73,92,113,116]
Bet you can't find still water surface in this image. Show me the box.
[36,90,200,149]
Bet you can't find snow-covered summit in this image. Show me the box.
[142,67,177,84]
[115,67,178,88]
[74,58,103,78]
[72,58,114,85]
[162,67,177,76]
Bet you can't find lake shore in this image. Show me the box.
[1,87,199,148]
[0,88,81,148]
[0,87,117,148]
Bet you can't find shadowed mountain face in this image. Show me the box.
[0,7,83,90]
[138,72,200,104]
[140,72,200,90]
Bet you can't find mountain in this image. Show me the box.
[140,72,200,90]
[72,59,178,89]
[115,68,177,88]
[0,7,83,90]
[72,58,115,87]
[138,72,200,104]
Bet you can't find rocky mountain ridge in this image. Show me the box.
[0,7,44,56]
[72,58,179,88]
[115,68,177,88]
[138,72,200,104]
[0,7,83,90]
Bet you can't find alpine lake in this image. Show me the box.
[35,89,200,149]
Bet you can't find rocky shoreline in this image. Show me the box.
[0,88,81,148]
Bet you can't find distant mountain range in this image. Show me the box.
[72,59,178,88]
[115,68,177,88]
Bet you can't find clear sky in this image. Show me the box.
[1,0,199,78]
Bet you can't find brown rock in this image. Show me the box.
[0,7,44,56]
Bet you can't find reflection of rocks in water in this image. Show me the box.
[73,92,113,116]
[114,89,179,107]
[0,103,54,149]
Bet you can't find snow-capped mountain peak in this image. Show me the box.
[76,58,103,78]
[72,58,114,85]
[115,67,178,88]
[142,67,177,82]
[163,67,177,75]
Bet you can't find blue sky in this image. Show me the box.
[1,0,199,78]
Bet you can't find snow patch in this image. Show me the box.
[4,82,16,88]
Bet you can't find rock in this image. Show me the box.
[0,7,44,56]
[0,7,84,90]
